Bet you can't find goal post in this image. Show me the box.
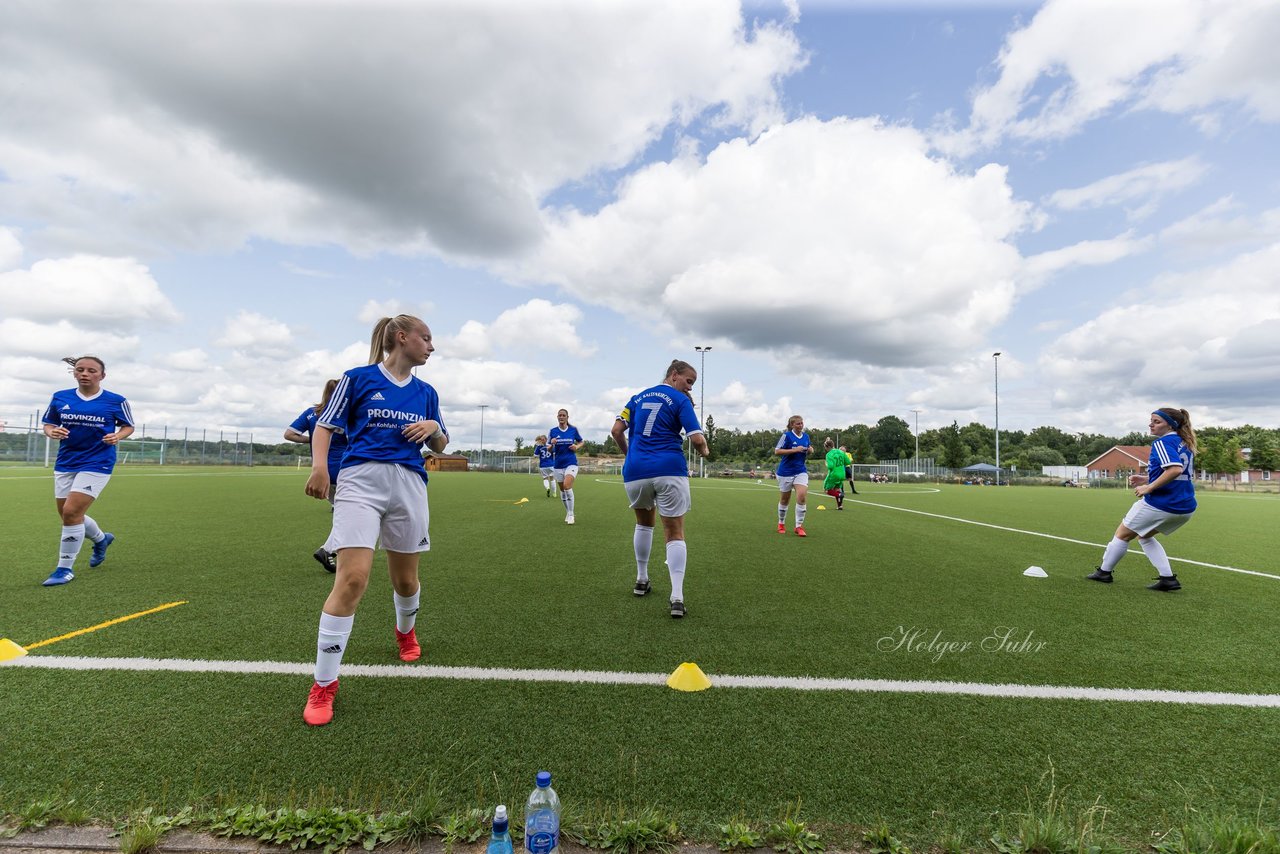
[502,456,535,474]
[116,439,166,465]
[848,463,900,483]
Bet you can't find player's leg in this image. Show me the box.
[793,480,809,535]
[561,468,577,523]
[631,497,656,596]
[382,466,430,661]
[656,478,692,617]
[777,478,792,532]
[1087,506,1142,583]
[44,476,93,585]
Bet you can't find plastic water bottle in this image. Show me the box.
[487,805,513,854]
[524,771,560,854]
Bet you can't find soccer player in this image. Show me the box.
[301,314,449,726]
[822,438,846,510]
[533,435,555,497]
[610,359,709,618]
[1087,408,1197,592]
[284,379,350,572]
[40,356,135,586]
[774,415,812,536]
[548,409,585,524]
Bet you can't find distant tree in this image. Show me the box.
[514,436,525,454]
[1197,434,1226,482]
[1118,431,1150,446]
[1222,437,1247,486]
[1017,445,1067,470]
[849,429,875,464]
[870,415,912,460]
[940,421,967,468]
[704,414,717,455]
[1242,429,1280,471]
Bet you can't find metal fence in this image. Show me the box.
[0,413,278,467]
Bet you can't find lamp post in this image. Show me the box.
[478,404,488,469]
[695,345,712,478]
[992,353,1001,486]
[910,409,921,468]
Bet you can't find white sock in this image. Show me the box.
[314,611,354,686]
[83,515,104,543]
[1139,538,1174,577]
[778,504,787,524]
[634,525,654,581]
[666,540,687,602]
[1100,537,1130,573]
[796,503,807,526]
[394,588,421,633]
[564,489,575,515]
[57,523,85,569]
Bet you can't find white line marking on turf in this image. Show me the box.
[848,499,1280,581]
[9,655,1280,708]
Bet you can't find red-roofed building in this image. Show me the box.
[1085,445,1151,480]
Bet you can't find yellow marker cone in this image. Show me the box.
[0,638,28,663]
[816,504,826,510]
[515,497,529,505]
[666,662,712,692]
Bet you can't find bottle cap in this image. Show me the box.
[536,770,551,788]
[495,805,507,822]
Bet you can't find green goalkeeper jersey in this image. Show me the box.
[824,448,846,490]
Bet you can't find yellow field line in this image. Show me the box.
[24,601,189,650]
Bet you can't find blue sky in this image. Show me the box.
[2,0,1278,450]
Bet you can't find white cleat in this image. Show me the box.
[566,514,575,525]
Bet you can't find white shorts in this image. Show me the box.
[54,471,112,500]
[625,476,692,517]
[1122,499,1193,537]
[539,467,555,477]
[325,462,430,553]
[777,473,809,492]
[553,465,579,483]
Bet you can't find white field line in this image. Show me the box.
[848,498,1280,582]
[8,654,1280,708]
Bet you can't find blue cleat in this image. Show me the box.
[42,568,75,587]
[89,532,115,567]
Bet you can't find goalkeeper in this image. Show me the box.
[822,438,847,510]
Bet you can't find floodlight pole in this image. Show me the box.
[478,404,488,468]
[993,352,1001,485]
[910,409,921,465]
[695,345,711,478]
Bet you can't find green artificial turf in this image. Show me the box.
[1,467,1277,844]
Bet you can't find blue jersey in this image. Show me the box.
[534,445,554,469]
[1145,433,1196,515]
[617,384,702,481]
[318,363,445,485]
[289,406,349,480]
[548,425,583,468]
[775,430,811,477]
[43,388,134,474]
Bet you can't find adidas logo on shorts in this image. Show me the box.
[418,537,429,547]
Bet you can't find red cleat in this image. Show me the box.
[303,680,338,726]
[777,523,786,534]
[795,526,807,538]
[395,628,421,662]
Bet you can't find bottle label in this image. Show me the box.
[525,810,558,854]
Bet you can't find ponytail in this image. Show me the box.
[368,315,424,364]
[313,378,339,415]
[63,355,106,372]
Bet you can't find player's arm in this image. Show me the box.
[103,424,134,445]
[1135,463,1183,496]
[690,431,710,458]
[610,418,628,455]
[305,425,335,499]
[570,429,585,452]
[43,422,69,440]
[284,428,310,443]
